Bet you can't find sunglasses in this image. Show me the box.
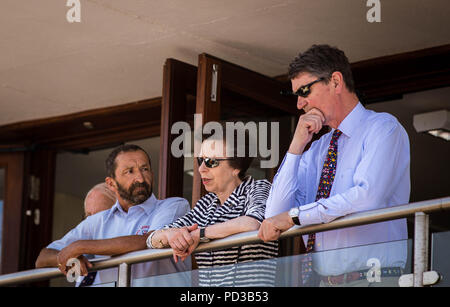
[197,157,233,168]
[280,77,325,98]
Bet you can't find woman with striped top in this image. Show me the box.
[147,134,278,286]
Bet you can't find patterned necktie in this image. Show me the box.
[301,129,342,285]
[79,271,97,287]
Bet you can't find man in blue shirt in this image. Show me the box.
[258,45,410,286]
[35,144,191,286]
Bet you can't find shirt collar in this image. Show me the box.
[138,194,158,216]
[105,194,158,221]
[337,102,367,138]
[233,176,254,196]
[216,176,254,207]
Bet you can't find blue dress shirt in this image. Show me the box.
[266,103,411,276]
[48,194,191,285]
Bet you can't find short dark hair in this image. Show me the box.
[288,44,355,93]
[105,144,151,178]
[228,139,254,181]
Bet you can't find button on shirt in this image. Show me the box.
[48,194,191,286]
[266,103,410,276]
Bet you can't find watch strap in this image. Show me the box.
[199,227,210,242]
[200,227,206,239]
[289,207,301,226]
[291,215,301,226]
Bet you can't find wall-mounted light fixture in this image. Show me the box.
[413,110,449,141]
[83,121,94,129]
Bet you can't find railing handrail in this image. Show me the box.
[1,196,449,287]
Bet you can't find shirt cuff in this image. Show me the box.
[298,202,321,226]
[46,242,63,251]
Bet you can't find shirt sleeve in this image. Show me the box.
[265,152,307,218]
[299,118,410,226]
[165,210,196,229]
[164,195,211,229]
[47,217,95,251]
[150,198,191,230]
[244,180,272,223]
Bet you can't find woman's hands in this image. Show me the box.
[171,227,201,263]
[156,224,201,263]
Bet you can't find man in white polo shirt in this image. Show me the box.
[35,144,191,286]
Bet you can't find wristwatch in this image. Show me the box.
[199,227,210,243]
[288,207,301,226]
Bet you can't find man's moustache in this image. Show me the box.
[130,182,151,194]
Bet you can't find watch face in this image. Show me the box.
[289,207,301,225]
[289,207,299,217]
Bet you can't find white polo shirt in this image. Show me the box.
[48,194,191,286]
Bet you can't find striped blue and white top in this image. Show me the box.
[166,176,278,287]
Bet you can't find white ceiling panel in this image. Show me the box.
[0,0,449,126]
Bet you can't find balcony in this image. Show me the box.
[0,196,449,288]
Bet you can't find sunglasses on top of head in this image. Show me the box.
[280,77,325,98]
[197,157,233,168]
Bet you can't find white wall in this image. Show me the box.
[52,192,84,242]
[366,86,450,203]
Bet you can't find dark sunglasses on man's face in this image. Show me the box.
[197,157,233,168]
[280,77,325,98]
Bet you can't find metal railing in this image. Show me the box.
[0,196,449,287]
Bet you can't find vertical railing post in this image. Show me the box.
[117,263,131,287]
[413,212,429,287]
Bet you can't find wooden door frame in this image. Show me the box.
[0,152,24,274]
[18,150,56,275]
[159,59,197,199]
[191,55,223,205]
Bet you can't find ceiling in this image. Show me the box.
[0,0,449,127]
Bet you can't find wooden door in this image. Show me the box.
[159,59,197,200]
[0,152,24,274]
